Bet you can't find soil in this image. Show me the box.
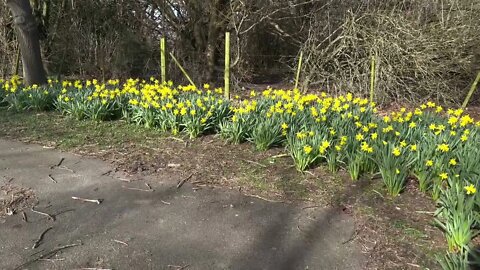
[0,182,37,220]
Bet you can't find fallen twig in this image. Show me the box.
[242,159,267,168]
[32,227,53,249]
[57,157,65,167]
[2,176,14,183]
[77,267,112,270]
[371,189,385,199]
[167,136,185,143]
[15,243,81,270]
[415,210,435,215]
[270,153,289,159]
[244,194,283,203]
[101,170,112,176]
[48,174,57,183]
[113,239,128,246]
[342,229,359,244]
[31,207,55,221]
[167,163,181,168]
[50,157,65,169]
[58,166,75,173]
[77,268,112,270]
[5,207,14,215]
[304,171,315,176]
[190,180,206,185]
[161,200,171,205]
[301,205,320,210]
[122,186,153,192]
[176,173,194,189]
[168,265,190,270]
[38,258,65,262]
[145,183,152,190]
[71,197,102,204]
[52,208,75,218]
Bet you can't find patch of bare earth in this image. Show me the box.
[0,179,38,222]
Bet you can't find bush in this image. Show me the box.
[300,0,480,105]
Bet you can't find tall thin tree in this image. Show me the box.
[6,0,46,85]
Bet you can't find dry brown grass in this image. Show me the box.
[300,0,480,105]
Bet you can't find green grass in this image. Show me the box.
[392,220,429,240]
[0,109,167,151]
[238,165,271,192]
[274,176,309,199]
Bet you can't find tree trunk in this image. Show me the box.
[205,1,220,82]
[205,0,228,82]
[6,0,47,85]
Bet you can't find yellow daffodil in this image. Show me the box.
[464,184,476,195]
[304,145,313,154]
[437,144,450,152]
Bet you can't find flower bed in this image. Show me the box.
[1,76,479,268]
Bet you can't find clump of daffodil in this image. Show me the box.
[372,141,416,196]
[435,182,478,253]
[4,77,480,260]
[286,127,328,172]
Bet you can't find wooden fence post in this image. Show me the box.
[462,71,480,109]
[294,51,303,90]
[370,55,376,104]
[14,44,21,76]
[160,37,166,83]
[224,32,230,100]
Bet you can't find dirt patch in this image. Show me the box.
[0,182,37,220]
[465,105,480,121]
[349,179,445,269]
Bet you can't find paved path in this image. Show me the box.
[0,139,365,270]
